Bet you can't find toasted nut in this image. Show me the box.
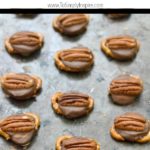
[55,47,94,72]
[56,135,100,150]
[107,14,130,19]
[110,112,150,143]
[53,14,89,37]
[1,73,42,100]
[0,113,40,146]
[5,31,44,56]
[17,14,38,18]
[51,91,94,119]
[109,74,143,105]
[101,36,140,61]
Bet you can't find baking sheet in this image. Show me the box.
[0,14,150,150]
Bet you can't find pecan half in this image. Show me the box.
[5,31,44,56]
[56,135,100,150]
[0,113,40,146]
[109,74,143,105]
[61,137,97,150]
[55,47,94,72]
[53,14,89,36]
[51,91,94,119]
[114,112,150,142]
[101,36,139,60]
[107,14,130,19]
[17,14,38,18]
[1,73,42,100]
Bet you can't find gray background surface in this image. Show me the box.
[0,14,149,150]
